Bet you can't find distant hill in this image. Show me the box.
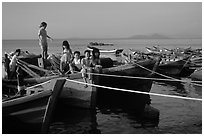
[128,33,170,39]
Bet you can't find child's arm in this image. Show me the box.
[47,35,53,41]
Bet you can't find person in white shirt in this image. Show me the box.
[70,51,82,73]
[9,49,21,79]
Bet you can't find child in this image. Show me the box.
[81,50,92,87]
[38,22,53,61]
[90,48,102,78]
[91,48,101,67]
[60,40,73,74]
[70,51,82,73]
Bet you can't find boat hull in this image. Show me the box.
[190,69,202,81]
[156,56,195,77]
[59,73,97,109]
[95,59,156,110]
[2,90,52,124]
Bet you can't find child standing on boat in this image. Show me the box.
[38,22,53,61]
[60,40,73,74]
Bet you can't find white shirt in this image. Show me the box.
[9,54,18,72]
[73,58,81,65]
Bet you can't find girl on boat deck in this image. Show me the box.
[60,40,73,74]
[91,48,102,68]
[38,22,53,61]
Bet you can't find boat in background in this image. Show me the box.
[156,56,195,77]
[89,42,114,46]
[87,45,123,55]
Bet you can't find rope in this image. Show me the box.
[25,80,52,90]
[72,70,202,87]
[89,71,201,85]
[130,62,202,86]
[134,61,182,80]
[65,79,202,101]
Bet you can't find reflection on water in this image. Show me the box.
[154,78,202,98]
[50,105,100,134]
[150,79,202,134]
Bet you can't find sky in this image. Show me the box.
[2,2,202,39]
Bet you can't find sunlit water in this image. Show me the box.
[2,39,202,134]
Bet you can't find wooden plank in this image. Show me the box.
[18,59,49,73]
[41,79,66,133]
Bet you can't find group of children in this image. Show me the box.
[55,40,102,88]
[38,21,101,87]
[59,40,102,87]
[3,21,102,89]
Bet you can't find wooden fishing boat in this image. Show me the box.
[95,58,159,111]
[3,73,98,110]
[58,73,97,109]
[190,56,202,68]
[87,46,123,55]
[3,50,159,111]
[190,68,202,81]
[146,47,161,53]
[156,56,195,77]
[2,79,66,125]
[89,42,114,46]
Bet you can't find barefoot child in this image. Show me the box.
[81,50,92,87]
[38,22,53,61]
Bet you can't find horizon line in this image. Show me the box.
[2,37,202,40]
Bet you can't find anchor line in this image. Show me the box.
[23,68,201,92]
[65,79,202,102]
[71,69,202,87]
[21,76,202,101]
[127,62,202,86]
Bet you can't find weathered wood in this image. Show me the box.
[41,79,66,134]
[17,61,40,78]
[18,59,49,73]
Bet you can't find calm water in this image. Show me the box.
[2,39,202,134]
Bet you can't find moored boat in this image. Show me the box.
[89,42,114,46]
[156,56,195,77]
[190,68,202,81]
[87,45,123,55]
[3,49,160,112]
[2,78,66,125]
[95,58,159,111]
